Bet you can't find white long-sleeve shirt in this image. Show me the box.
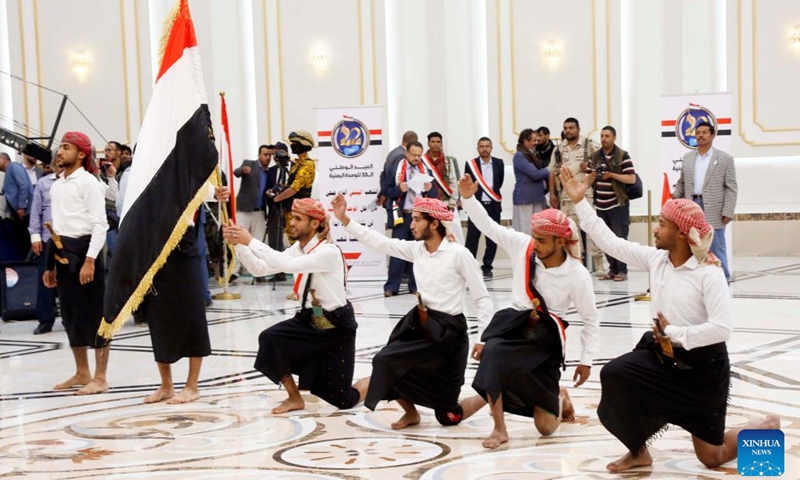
[236,238,347,311]
[575,199,731,350]
[344,218,493,338]
[50,167,108,259]
[462,195,601,365]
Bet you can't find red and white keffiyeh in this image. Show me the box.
[530,209,581,259]
[660,199,719,266]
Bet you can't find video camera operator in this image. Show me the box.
[264,143,291,281]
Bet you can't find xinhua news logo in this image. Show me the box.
[738,429,784,476]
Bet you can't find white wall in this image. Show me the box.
[1,0,798,227]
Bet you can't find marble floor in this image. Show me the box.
[1,256,799,479]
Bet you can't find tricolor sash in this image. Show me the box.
[292,238,326,297]
[469,158,502,202]
[421,153,454,197]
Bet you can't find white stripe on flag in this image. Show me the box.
[121,46,208,221]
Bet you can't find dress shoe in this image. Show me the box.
[273,273,287,282]
[228,274,239,283]
[482,270,493,278]
[33,324,53,335]
[384,291,398,297]
[205,299,214,308]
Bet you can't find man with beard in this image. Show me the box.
[273,131,316,243]
[560,167,778,473]
[457,173,600,449]
[223,198,365,413]
[42,132,110,395]
[382,140,437,297]
[535,126,555,167]
[548,117,604,274]
[332,194,491,429]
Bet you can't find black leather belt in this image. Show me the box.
[692,194,703,199]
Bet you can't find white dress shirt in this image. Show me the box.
[344,219,493,338]
[693,147,713,196]
[25,165,38,186]
[462,195,601,365]
[479,158,494,198]
[236,238,347,311]
[575,199,731,350]
[50,167,109,259]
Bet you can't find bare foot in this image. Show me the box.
[144,386,175,404]
[354,377,370,403]
[560,387,575,422]
[482,429,509,449]
[390,411,421,430]
[606,449,653,472]
[761,414,781,430]
[271,396,305,414]
[53,374,91,390]
[76,378,109,395]
[166,387,200,405]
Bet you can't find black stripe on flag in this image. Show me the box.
[718,130,731,136]
[661,131,677,137]
[104,105,218,323]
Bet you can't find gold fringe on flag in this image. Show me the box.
[157,0,182,67]
[98,170,218,340]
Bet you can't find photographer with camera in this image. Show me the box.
[273,131,316,242]
[233,144,275,283]
[590,126,637,281]
[265,142,291,281]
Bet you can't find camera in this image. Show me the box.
[275,151,290,166]
[592,164,606,178]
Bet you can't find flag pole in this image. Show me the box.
[635,189,653,302]
[213,91,241,301]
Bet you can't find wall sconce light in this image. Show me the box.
[791,25,800,53]
[310,43,329,72]
[73,50,90,80]
[543,41,561,69]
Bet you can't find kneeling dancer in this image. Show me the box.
[225,198,364,413]
[332,194,492,429]
[560,166,779,472]
[458,174,601,448]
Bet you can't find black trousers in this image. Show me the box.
[35,253,56,326]
[384,213,416,293]
[597,204,630,275]
[465,204,501,271]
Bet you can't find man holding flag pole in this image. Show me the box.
[101,0,218,404]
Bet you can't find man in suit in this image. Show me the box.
[672,121,737,281]
[377,131,418,212]
[0,152,34,261]
[22,154,44,187]
[383,140,437,296]
[233,144,275,282]
[464,137,505,277]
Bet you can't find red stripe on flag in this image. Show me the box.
[369,129,381,135]
[156,0,198,81]
[661,120,677,126]
[220,94,236,223]
[717,118,731,124]
[661,173,672,207]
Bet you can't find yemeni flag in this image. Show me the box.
[99,0,218,339]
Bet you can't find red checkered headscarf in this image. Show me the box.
[413,197,454,221]
[530,209,581,259]
[61,131,97,174]
[292,198,327,222]
[660,199,719,266]
[413,197,459,242]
